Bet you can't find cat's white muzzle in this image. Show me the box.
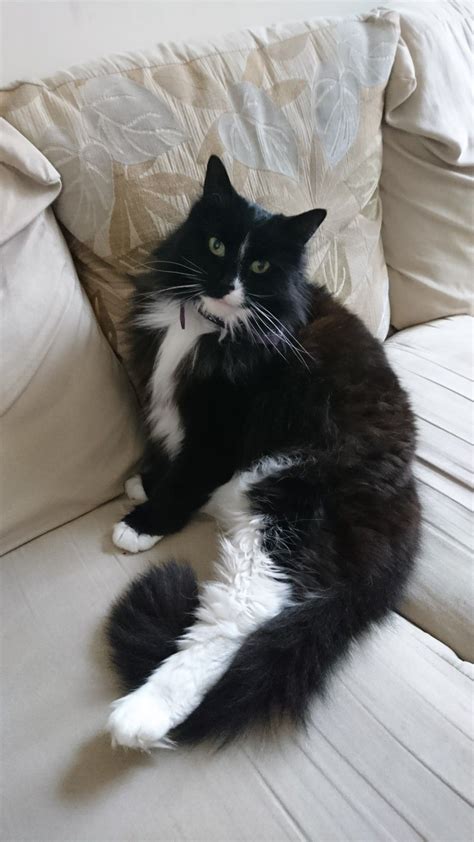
[200,290,246,324]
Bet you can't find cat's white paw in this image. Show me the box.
[108,687,172,750]
[124,475,148,503]
[112,522,162,554]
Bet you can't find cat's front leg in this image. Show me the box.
[123,442,171,505]
[112,491,197,554]
[112,501,163,554]
[124,474,148,504]
[113,455,227,553]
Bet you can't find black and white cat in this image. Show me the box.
[106,156,420,749]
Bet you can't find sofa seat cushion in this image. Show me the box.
[1,497,472,842]
[386,315,473,660]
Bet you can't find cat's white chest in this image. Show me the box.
[147,303,214,458]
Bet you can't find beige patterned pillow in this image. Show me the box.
[1,11,401,360]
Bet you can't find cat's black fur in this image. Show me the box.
[107,156,420,745]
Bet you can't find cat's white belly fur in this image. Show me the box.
[145,301,215,457]
[112,301,217,554]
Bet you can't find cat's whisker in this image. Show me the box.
[237,309,255,340]
[156,257,203,271]
[247,318,268,349]
[252,302,305,348]
[154,261,204,276]
[143,269,203,279]
[251,304,312,370]
[247,292,274,300]
[250,312,289,365]
[127,255,202,270]
[133,273,205,286]
[252,307,310,371]
[121,258,163,272]
[126,258,204,276]
[256,304,314,360]
[138,284,202,301]
[180,255,204,273]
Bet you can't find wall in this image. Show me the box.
[1,0,379,84]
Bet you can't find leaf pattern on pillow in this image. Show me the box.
[265,32,309,61]
[196,118,225,164]
[266,79,307,107]
[232,159,250,193]
[153,65,229,109]
[90,288,118,351]
[318,238,352,300]
[81,76,188,164]
[3,13,400,355]
[144,171,202,198]
[111,169,184,255]
[42,127,114,248]
[345,146,382,211]
[0,83,42,111]
[218,82,299,179]
[337,21,397,86]
[312,65,360,168]
[310,20,398,167]
[242,51,266,87]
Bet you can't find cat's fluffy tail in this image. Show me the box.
[106,561,199,692]
[107,561,355,746]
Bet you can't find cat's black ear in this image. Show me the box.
[285,208,327,244]
[204,156,235,198]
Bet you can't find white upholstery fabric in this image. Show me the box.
[386,316,474,660]
[381,1,473,328]
[1,497,472,842]
[0,123,144,554]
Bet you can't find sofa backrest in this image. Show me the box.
[381,1,473,329]
[1,10,407,372]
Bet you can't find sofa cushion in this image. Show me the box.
[0,11,406,363]
[382,1,473,328]
[386,315,473,660]
[1,496,472,842]
[1,116,62,239]
[0,122,144,555]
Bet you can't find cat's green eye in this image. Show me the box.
[209,236,226,257]
[250,259,270,274]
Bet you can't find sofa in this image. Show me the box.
[1,4,472,841]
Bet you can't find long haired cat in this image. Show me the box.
[106,156,420,749]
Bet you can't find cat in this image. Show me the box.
[106,155,420,750]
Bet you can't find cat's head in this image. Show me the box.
[145,156,326,336]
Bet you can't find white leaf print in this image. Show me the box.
[336,21,397,87]
[312,65,360,168]
[81,76,188,164]
[318,237,351,299]
[42,127,114,245]
[218,82,298,180]
[345,146,382,211]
